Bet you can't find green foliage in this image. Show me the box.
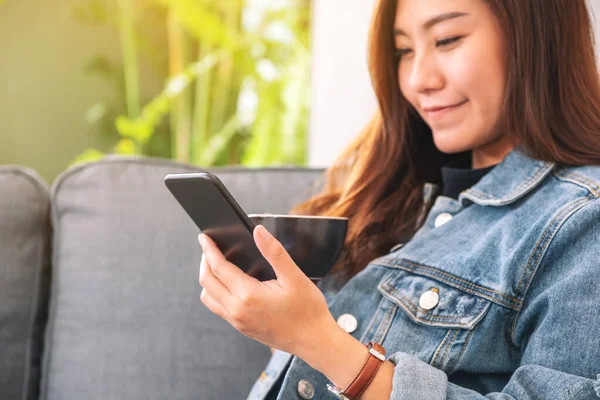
[72,0,311,168]
[70,148,105,166]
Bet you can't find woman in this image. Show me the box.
[198,0,600,398]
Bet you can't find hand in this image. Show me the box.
[198,225,336,356]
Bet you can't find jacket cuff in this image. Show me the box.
[388,352,448,400]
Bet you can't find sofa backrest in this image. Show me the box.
[0,166,52,400]
[41,157,325,400]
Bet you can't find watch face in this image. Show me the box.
[326,383,349,399]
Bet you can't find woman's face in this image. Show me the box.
[395,0,512,163]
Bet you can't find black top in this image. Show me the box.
[440,153,497,200]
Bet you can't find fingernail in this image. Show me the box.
[257,225,271,240]
[198,234,205,248]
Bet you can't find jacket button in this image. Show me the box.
[434,212,453,227]
[337,313,358,333]
[419,288,440,310]
[297,379,315,399]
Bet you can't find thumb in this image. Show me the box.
[253,224,302,282]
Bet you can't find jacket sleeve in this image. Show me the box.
[387,198,600,400]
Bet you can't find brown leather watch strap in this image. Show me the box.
[342,342,386,399]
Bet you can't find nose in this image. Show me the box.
[407,52,444,94]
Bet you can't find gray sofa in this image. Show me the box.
[0,158,325,400]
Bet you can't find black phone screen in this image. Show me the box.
[164,172,276,281]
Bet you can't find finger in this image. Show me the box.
[198,250,234,310]
[199,233,258,295]
[222,240,249,260]
[253,225,302,283]
[200,287,233,322]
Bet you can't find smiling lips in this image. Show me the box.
[422,100,468,121]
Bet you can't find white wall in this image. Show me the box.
[308,0,600,168]
[308,0,378,167]
[589,0,600,57]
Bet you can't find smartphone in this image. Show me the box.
[164,172,276,281]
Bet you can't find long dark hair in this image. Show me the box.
[291,0,600,283]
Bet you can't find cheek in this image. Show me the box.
[448,45,506,111]
[445,52,482,97]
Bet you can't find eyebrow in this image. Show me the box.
[394,11,469,36]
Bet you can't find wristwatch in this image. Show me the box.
[326,341,387,400]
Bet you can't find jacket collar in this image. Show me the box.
[424,145,556,207]
[458,145,555,206]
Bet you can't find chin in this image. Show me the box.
[431,130,473,155]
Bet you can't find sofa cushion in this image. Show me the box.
[0,166,51,400]
[41,156,324,400]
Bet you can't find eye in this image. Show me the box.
[436,36,463,48]
[395,36,463,64]
[394,48,412,62]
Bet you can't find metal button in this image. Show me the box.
[434,212,453,227]
[337,313,358,333]
[297,379,315,399]
[419,288,440,310]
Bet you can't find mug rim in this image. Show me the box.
[247,213,348,221]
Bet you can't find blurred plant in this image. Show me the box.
[72,0,311,167]
[69,0,171,163]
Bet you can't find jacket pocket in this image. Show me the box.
[378,270,491,330]
[364,269,493,373]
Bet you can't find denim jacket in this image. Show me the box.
[247,146,600,400]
